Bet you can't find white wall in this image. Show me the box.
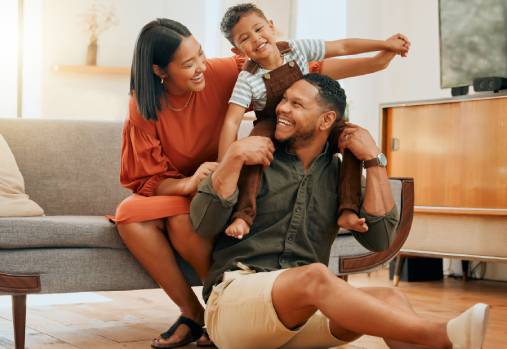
[0,0,19,118]
[29,0,223,120]
[292,0,346,41]
[344,0,450,143]
[22,0,316,120]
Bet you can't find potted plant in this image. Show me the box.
[82,2,118,65]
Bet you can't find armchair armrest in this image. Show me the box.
[338,177,414,274]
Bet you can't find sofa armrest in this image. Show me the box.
[0,272,41,294]
[338,177,414,274]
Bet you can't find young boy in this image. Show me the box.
[219,3,410,239]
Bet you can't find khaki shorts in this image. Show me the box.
[205,269,347,349]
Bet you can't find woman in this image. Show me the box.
[112,19,242,348]
[113,17,397,349]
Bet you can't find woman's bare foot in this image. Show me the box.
[225,218,250,239]
[337,210,368,232]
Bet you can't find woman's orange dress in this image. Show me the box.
[111,57,242,224]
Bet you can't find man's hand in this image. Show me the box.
[339,123,379,161]
[228,136,275,168]
[212,136,275,199]
[385,33,410,57]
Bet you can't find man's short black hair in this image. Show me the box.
[220,3,268,46]
[302,73,347,118]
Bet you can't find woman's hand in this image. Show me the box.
[184,162,219,195]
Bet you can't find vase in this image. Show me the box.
[86,41,98,66]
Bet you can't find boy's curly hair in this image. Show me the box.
[220,3,268,46]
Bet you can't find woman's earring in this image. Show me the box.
[160,77,164,85]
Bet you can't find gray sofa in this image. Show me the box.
[0,118,413,349]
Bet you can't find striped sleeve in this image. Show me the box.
[228,71,253,108]
[291,39,326,62]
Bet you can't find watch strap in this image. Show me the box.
[363,158,379,168]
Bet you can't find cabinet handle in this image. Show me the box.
[391,138,400,151]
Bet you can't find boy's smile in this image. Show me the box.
[231,13,280,66]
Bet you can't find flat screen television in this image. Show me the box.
[439,0,507,89]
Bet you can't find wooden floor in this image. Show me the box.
[0,268,505,349]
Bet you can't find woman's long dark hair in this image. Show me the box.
[130,19,192,121]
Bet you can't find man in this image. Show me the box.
[190,74,489,349]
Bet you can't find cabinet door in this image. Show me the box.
[384,97,507,208]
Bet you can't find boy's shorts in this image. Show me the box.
[205,269,348,349]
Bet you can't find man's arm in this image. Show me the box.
[190,136,275,239]
[339,123,398,251]
[339,123,394,216]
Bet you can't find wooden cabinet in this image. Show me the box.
[380,93,507,266]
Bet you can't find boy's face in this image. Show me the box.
[231,12,277,62]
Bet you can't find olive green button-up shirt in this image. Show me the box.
[190,144,399,301]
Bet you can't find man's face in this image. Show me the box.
[274,80,323,146]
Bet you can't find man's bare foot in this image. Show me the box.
[225,218,250,239]
[337,210,368,232]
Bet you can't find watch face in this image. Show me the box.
[378,153,388,167]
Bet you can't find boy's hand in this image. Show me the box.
[385,33,410,57]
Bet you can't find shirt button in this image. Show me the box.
[289,61,295,68]
[263,73,271,80]
[287,236,293,241]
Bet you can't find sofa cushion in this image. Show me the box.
[0,134,44,217]
[0,119,130,216]
[0,216,125,249]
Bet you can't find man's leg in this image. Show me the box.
[271,263,452,349]
[359,287,432,349]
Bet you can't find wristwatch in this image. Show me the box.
[363,153,387,168]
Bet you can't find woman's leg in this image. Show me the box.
[166,214,213,282]
[117,219,204,346]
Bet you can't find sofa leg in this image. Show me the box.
[12,295,27,349]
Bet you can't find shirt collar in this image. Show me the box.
[276,141,332,167]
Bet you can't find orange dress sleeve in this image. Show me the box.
[120,98,184,196]
[233,54,247,71]
[308,61,323,74]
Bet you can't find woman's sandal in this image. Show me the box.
[196,328,216,347]
[151,315,203,349]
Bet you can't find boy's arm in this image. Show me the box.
[218,103,248,161]
[319,50,396,80]
[324,34,409,58]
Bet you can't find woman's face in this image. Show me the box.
[164,35,207,95]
